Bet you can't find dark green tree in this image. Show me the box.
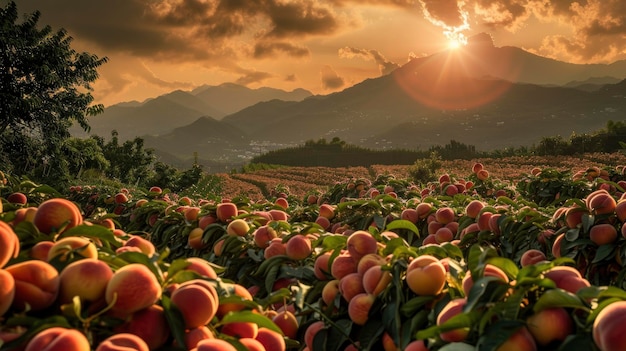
[0,1,107,183]
[95,131,155,186]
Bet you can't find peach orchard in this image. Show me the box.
[1,160,626,351]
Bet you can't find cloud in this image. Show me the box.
[321,65,345,90]
[254,42,311,59]
[338,47,400,75]
[235,70,274,86]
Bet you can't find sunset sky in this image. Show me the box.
[8,0,626,107]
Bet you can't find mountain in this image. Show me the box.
[79,33,626,169]
[72,84,313,141]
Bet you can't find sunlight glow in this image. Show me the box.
[448,38,463,50]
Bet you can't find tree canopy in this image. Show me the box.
[0,1,107,182]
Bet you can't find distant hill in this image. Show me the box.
[75,33,626,169]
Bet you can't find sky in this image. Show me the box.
[7,0,626,107]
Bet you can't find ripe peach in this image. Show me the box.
[253,225,278,249]
[543,265,590,294]
[520,249,548,267]
[346,230,378,260]
[427,220,444,235]
[362,264,391,296]
[406,255,447,296]
[331,252,358,280]
[589,223,618,246]
[188,227,206,250]
[304,321,325,350]
[221,321,259,339]
[322,279,340,306]
[58,258,113,304]
[472,162,484,174]
[435,207,455,224]
[526,307,573,346]
[356,253,387,275]
[593,300,626,351]
[115,304,170,350]
[348,292,375,325]
[437,298,469,342]
[477,211,494,231]
[462,264,509,297]
[401,208,419,224]
[0,221,20,268]
[616,199,626,222]
[195,338,237,351]
[285,235,312,260]
[496,326,537,351]
[105,263,162,317]
[264,237,287,259]
[7,192,27,205]
[181,326,214,350]
[96,333,149,351]
[464,200,485,219]
[24,327,90,351]
[47,236,98,262]
[11,206,37,226]
[255,327,286,351]
[416,203,433,219]
[6,260,59,311]
[184,257,218,279]
[226,218,250,236]
[33,198,83,235]
[476,169,489,181]
[0,269,15,316]
[121,235,155,257]
[171,279,219,328]
[216,202,238,222]
[586,190,616,215]
[275,197,289,209]
[339,272,365,302]
[404,340,429,351]
[434,227,454,243]
[269,209,289,221]
[272,310,299,339]
[318,203,335,220]
[216,282,254,318]
[551,233,565,258]
[565,207,587,229]
[314,251,333,280]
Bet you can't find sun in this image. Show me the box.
[448,38,463,50]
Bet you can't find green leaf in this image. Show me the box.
[533,288,587,312]
[592,244,616,264]
[220,310,283,334]
[385,219,420,235]
[486,256,519,280]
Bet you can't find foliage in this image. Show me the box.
[408,152,443,185]
[0,1,107,186]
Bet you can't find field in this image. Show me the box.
[1,152,626,351]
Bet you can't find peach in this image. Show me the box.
[488,213,502,235]
[356,253,387,275]
[115,304,170,350]
[7,192,27,205]
[416,203,433,219]
[339,272,365,302]
[589,223,618,246]
[239,338,266,351]
[465,200,485,219]
[331,252,358,280]
[188,227,206,250]
[304,321,325,350]
[184,206,201,222]
[6,260,59,311]
[105,263,162,317]
[565,207,587,229]
[551,233,565,258]
[269,209,289,221]
[195,338,237,351]
[401,208,419,223]
[616,199,626,222]
[593,300,626,351]
[255,328,286,351]
[537,229,555,246]
[435,207,455,224]
[216,282,254,318]
[477,211,494,231]
[0,268,15,316]
[25,327,90,351]
[184,257,218,279]
[122,235,156,257]
[381,332,398,351]
[404,340,429,351]
[181,326,214,350]
[0,221,20,268]
[362,264,391,296]
[348,292,375,325]
[544,265,590,294]
[520,249,548,267]
[274,197,289,209]
[526,307,573,346]
[496,326,537,351]
[253,225,278,249]
[96,333,149,351]
[314,251,333,280]
[221,321,258,339]
[437,298,469,342]
[322,279,340,306]
[434,227,454,243]
[586,190,616,215]
[285,235,312,260]
[58,258,113,304]
[472,162,484,174]
[47,236,98,262]
[346,230,378,260]
[226,218,250,236]
[315,216,331,230]
[216,202,238,222]
[427,220,444,235]
[462,264,509,297]
[198,214,217,229]
[33,198,83,235]
[476,169,489,181]
[171,279,219,328]
[11,206,37,226]
[263,237,287,259]
[406,255,447,296]
[272,310,299,339]
[319,204,336,220]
